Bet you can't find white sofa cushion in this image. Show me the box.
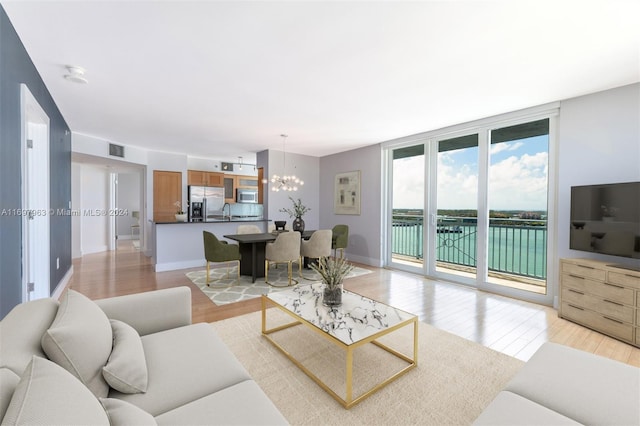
[505,342,640,426]
[0,298,59,376]
[1,356,109,425]
[109,323,252,416]
[473,391,581,425]
[103,319,148,393]
[41,289,113,398]
[154,380,288,425]
[0,368,20,421]
[100,398,157,425]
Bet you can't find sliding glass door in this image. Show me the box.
[432,133,479,283]
[390,145,425,271]
[486,120,550,294]
[385,110,556,305]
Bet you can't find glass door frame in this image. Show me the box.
[383,136,430,276]
[383,103,559,306]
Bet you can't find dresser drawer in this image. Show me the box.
[562,262,606,281]
[608,271,640,290]
[561,288,635,324]
[562,274,634,304]
[561,302,634,343]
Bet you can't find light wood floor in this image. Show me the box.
[69,240,640,366]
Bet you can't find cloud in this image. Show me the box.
[392,146,548,211]
[490,141,524,155]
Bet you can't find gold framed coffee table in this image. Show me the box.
[261,283,418,409]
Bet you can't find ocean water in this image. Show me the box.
[392,224,547,279]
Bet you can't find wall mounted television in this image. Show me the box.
[570,181,640,263]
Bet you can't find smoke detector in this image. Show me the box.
[64,66,88,84]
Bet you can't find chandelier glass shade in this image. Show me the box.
[267,174,304,192]
[262,134,304,192]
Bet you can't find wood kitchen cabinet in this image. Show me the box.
[236,176,259,188]
[223,176,235,204]
[223,174,260,203]
[187,170,223,187]
[153,170,182,222]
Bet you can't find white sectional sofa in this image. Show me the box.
[474,342,640,425]
[0,287,287,425]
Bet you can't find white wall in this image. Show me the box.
[78,164,109,255]
[320,144,382,267]
[116,173,141,238]
[73,132,148,165]
[557,83,640,268]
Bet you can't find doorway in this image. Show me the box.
[21,84,50,302]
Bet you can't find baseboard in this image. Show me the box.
[155,259,206,272]
[82,244,109,255]
[342,253,383,268]
[51,266,73,300]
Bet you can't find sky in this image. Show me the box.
[393,135,549,211]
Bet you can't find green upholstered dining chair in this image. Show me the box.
[331,225,349,259]
[300,229,332,280]
[265,231,301,287]
[203,231,241,286]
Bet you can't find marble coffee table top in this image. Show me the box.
[266,282,416,345]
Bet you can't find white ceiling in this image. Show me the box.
[3,1,639,161]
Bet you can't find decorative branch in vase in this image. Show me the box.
[279,196,310,233]
[310,256,354,307]
[174,201,187,222]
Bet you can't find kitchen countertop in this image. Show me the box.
[155,217,269,224]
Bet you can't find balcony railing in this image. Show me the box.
[392,215,547,280]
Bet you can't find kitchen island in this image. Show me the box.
[152,219,269,272]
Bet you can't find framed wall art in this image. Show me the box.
[334,170,361,215]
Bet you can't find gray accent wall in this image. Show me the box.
[0,6,71,318]
[320,144,382,266]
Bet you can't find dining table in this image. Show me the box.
[223,230,315,283]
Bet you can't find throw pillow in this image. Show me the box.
[2,356,109,425]
[41,289,113,398]
[100,398,157,426]
[103,319,149,393]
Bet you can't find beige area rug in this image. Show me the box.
[210,309,525,425]
[186,264,372,306]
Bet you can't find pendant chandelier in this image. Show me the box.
[262,134,304,192]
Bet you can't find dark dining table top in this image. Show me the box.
[224,230,315,243]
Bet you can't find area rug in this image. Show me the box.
[186,264,372,305]
[210,309,524,425]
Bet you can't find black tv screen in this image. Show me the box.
[570,182,640,259]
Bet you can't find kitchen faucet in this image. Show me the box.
[222,203,231,220]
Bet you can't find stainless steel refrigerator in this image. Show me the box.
[188,186,225,222]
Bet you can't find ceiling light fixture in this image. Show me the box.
[238,156,243,170]
[262,134,304,192]
[63,65,88,84]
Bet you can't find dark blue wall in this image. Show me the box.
[1,5,71,318]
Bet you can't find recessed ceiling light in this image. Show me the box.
[64,65,88,84]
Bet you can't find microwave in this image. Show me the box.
[236,188,258,203]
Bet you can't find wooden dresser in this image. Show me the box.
[559,258,640,347]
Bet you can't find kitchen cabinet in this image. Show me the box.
[223,176,235,204]
[187,170,223,187]
[153,170,182,222]
[236,176,258,188]
[223,174,260,203]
